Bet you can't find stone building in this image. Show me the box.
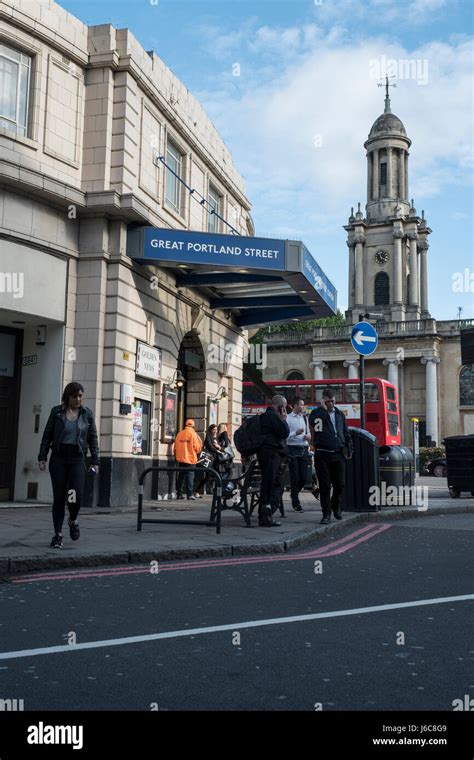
[261,86,474,446]
[0,0,254,505]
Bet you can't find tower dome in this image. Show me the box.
[369,112,407,138]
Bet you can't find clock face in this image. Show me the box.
[375,250,389,265]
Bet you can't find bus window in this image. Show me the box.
[364,383,380,402]
[273,385,294,399]
[242,385,265,404]
[386,386,396,401]
[314,384,343,403]
[297,385,313,404]
[345,384,360,403]
[388,413,399,435]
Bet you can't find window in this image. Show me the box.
[364,383,380,402]
[374,272,390,305]
[459,365,474,406]
[286,370,304,381]
[165,141,183,212]
[380,162,387,185]
[132,399,151,455]
[296,385,313,404]
[345,384,360,403]
[0,43,31,137]
[208,185,221,233]
[386,386,396,401]
[242,385,265,404]
[314,384,343,403]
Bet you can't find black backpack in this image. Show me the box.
[233,415,267,456]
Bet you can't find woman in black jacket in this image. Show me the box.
[38,382,100,548]
[193,424,221,497]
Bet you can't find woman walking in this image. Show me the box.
[38,382,100,548]
[193,424,222,497]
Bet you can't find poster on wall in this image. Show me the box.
[162,388,178,442]
[207,397,218,427]
[132,401,143,454]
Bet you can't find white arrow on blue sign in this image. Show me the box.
[351,321,378,356]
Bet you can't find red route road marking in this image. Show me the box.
[10,523,392,583]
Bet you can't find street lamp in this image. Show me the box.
[165,370,185,390]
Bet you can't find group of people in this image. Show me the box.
[172,420,234,499]
[255,389,353,527]
[37,382,352,547]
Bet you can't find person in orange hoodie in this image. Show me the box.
[173,419,202,499]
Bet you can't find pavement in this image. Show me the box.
[0,477,472,575]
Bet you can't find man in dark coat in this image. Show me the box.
[257,395,290,527]
[309,387,353,525]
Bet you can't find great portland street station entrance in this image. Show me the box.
[127,228,337,328]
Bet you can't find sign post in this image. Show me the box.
[351,320,379,430]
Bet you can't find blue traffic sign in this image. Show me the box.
[351,321,378,356]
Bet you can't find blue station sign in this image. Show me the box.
[142,228,286,271]
[302,245,337,310]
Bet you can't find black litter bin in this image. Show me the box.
[342,428,379,512]
[444,435,474,498]
[379,446,415,506]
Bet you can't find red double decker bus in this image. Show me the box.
[242,378,400,447]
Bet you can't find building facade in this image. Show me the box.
[261,88,474,447]
[0,0,254,505]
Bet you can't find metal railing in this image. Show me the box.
[137,466,223,534]
[262,318,474,345]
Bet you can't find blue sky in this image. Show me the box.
[61,0,474,320]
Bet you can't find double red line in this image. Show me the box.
[10,523,391,584]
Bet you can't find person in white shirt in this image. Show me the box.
[286,397,312,512]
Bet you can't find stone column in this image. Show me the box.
[347,241,355,307]
[405,152,409,200]
[355,234,365,305]
[406,231,419,306]
[343,359,359,379]
[392,229,404,303]
[419,240,429,314]
[421,357,440,445]
[367,153,372,201]
[372,148,379,199]
[386,147,393,197]
[399,150,406,200]
[310,361,327,381]
[383,358,401,392]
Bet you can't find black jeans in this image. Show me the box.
[287,447,309,508]
[257,447,283,516]
[176,463,195,498]
[49,445,87,534]
[314,451,346,516]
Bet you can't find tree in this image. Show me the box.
[250,310,345,344]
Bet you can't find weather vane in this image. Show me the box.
[377,75,397,113]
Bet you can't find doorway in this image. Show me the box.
[177,331,206,436]
[0,328,22,501]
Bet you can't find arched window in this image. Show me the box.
[459,365,474,406]
[286,370,304,381]
[374,272,390,305]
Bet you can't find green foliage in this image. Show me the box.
[250,310,345,344]
[419,446,446,472]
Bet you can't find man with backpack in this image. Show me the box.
[256,395,290,527]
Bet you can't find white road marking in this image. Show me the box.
[0,594,472,662]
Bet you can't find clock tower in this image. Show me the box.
[345,80,432,324]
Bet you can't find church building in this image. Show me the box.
[261,85,474,447]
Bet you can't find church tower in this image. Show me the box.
[345,80,432,324]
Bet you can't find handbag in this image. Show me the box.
[197,451,213,469]
[217,444,234,463]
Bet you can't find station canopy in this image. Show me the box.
[127,228,337,328]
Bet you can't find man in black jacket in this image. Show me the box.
[257,395,290,527]
[309,388,352,525]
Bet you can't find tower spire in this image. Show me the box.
[384,75,391,114]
